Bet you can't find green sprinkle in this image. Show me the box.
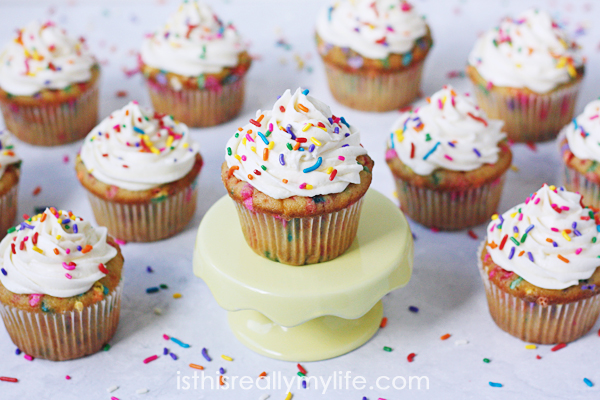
[425,133,431,142]
[510,237,520,246]
[235,133,239,138]
[483,358,491,363]
[520,233,528,243]
[227,147,232,156]
[103,344,111,351]
[297,372,305,377]
[383,346,392,352]
[510,277,523,289]
[286,143,293,151]
[261,165,267,171]
[7,226,16,234]
[593,237,597,243]
[64,225,70,230]
[265,131,272,137]
[159,284,168,289]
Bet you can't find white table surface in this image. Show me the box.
[0,0,599,399]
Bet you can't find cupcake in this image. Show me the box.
[75,101,202,242]
[222,88,373,266]
[467,9,585,143]
[479,184,600,344]
[0,20,99,146]
[0,208,124,360]
[385,85,512,230]
[315,0,433,112]
[559,99,600,209]
[0,130,20,234]
[140,0,252,127]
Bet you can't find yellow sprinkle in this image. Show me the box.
[510,212,518,218]
[268,141,275,150]
[173,293,182,299]
[549,185,556,191]
[392,191,398,199]
[150,147,160,155]
[305,184,313,190]
[562,231,571,242]
[166,136,174,148]
[234,155,242,162]
[491,214,499,220]
[32,246,43,254]
[58,219,62,224]
[221,355,233,362]
[56,235,61,240]
[302,123,312,132]
[326,167,333,174]
[242,137,247,146]
[251,146,257,153]
[510,165,520,172]
[74,301,84,312]
[284,392,293,400]
[556,57,567,69]
[310,137,322,146]
[183,142,189,148]
[525,344,537,350]
[513,233,518,238]
[567,63,577,78]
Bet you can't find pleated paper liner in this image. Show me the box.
[87,185,197,243]
[233,198,364,266]
[470,77,581,143]
[0,281,123,361]
[477,242,600,344]
[558,131,600,209]
[145,77,245,128]
[0,81,100,146]
[393,175,506,230]
[0,183,18,235]
[322,59,425,112]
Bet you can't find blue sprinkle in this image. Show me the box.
[508,247,515,260]
[20,223,34,230]
[334,127,340,134]
[342,144,349,147]
[525,225,535,234]
[147,266,153,273]
[489,382,503,388]
[146,287,159,294]
[513,226,519,233]
[303,380,307,389]
[62,218,71,224]
[573,118,578,130]
[553,241,558,247]
[448,142,455,148]
[170,352,178,360]
[340,117,350,128]
[390,133,395,149]
[202,348,211,362]
[572,222,578,229]
[328,118,333,124]
[15,348,21,355]
[574,229,582,237]
[133,126,145,134]
[309,144,315,152]
[257,132,269,145]
[170,337,190,348]
[345,133,350,137]
[584,378,593,387]
[73,224,78,234]
[286,125,296,140]
[408,306,419,313]
[597,226,600,233]
[1,268,6,276]
[423,142,441,160]
[473,148,481,157]
[303,157,322,173]
[77,245,82,251]
[299,147,304,152]
[163,347,169,355]
[528,252,534,262]
[219,367,225,374]
[302,89,309,95]
[279,154,285,166]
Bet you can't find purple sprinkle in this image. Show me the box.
[525,225,535,234]
[528,252,534,262]
[286,125,296,140]
[345,133,350,137]
[553,241,558,247]
[1,268,6,276]
[328,118,333,124]
[309,144,315,152]
[408,306,419,313]
[147,266,153,273]
[342,144,349,147]
[572,222,577,229]
[279,154,285,166]
[15,348,21,355]
[508,247,515,260]
[62,218,71,224]
[513,226,519,233]
[202,348,211,362]
[73,224,78,234]
[219,367,225,374]
[473,148,481,157]
[334,127,340,134]
[303,380,307,389]
[170,352,178,360]
[574,229,582,237]
[163,347,169,355]
[77,245,82,251]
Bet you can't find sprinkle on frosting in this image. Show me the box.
[0,208,117,298]
[562,99,600,162]
[0,20,95,96]
[140,0,246,76]
[316,0,427,60]
[0,130,20,179]
[80,101,200,191]
[486,184,600,290]
[468,9,584,94]
[225,88,368,199]
[387,85,505,175]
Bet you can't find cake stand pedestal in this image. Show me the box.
[193,190,413,362]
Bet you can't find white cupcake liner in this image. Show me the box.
[470,79,581,143]
[0,281,123,361]
[234,198,364,266]
[0,82,100,146]
[393,175,506,230]
[322,59,425,112]
[0,183,18,235]
[86,185,197,243]
[477,242,600,344]
[146,77,245,128]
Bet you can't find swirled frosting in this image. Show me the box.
[0,130,20,179]
[141,0,246,76]
[0,208,118,298]
[486,185,600,290]
[387,85,505,176]
[0,20,95,96]
[80,101,200,191]
[316,0,427,59]
[562,99,600,162]
[468,9,584,94]
[225,88,368,199]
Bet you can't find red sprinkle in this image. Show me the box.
[536,355,542,360]
[329,169,338,181]
[0,377,18,383]
[143,355,159,364]
[380,317,388,328]
[467,112,488,127]
[249,119,261,127]
[468,230,478,240]
[279,106,286,113]
[410,142,415,158]
[499,234,508,250]
[98,263,109,274]
[551,343,567,352]
[32,186,41,196]
[407,353,416,362]
[526,142,537,152]
[297,363,307,375]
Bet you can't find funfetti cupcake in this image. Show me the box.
[316,0,433,112]
[222,88,373,266]
[76,101,203,242]
[479,184,600,344]
[467,9,585,143]
[559,99,600,209]
[0,208,124,361]
[140,0,252,127]
[385,85,512,230]
[0,130,20,234]
[0,21,99,146]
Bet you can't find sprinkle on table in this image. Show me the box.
[0,377,18,383]
[143,355,158,364]
[525,344,537,350]
[189,364,204,370]
[202,348,211,362]
[583,378,594,387]
[551,343,567,352]
[440,333,451,341]
[284,392,293,400]
[383,346,393,352]
[407,353,416,362]
[483,358,491,363]
[221,355,233,362]
[297,364,307,375]
[409,306,419,313]
[170,337,190,348]
[380,317,388,328]
[489,382,503,388]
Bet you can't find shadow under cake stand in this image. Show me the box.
[193,189,414,362]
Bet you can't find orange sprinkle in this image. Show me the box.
[248,175,254,180]
[440,333,451,341]
[247,129,253,134]
[488,241,498,249]
[259,372,267,379]
[518,250,525,257]
[380,317,388,328]
[219,376,224,386]
[565,229,572,234]
[298,104,309,113]
[40,213,47,222]
[81,245,93,254]
[189,364,204,370]
[227,166,239,178]
[293,142,301,151]
[282,179,288,184]
[257,114,264,123]
[237,127,243,131]
[558,254,570,263]
[53,248,59,255]
[546,238,553,243]
[263,148,269,161]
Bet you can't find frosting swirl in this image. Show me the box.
[0,20,95,96]
[316,0,427,59]
[486,185,600,290]
[0,130,20,179]
[468,9,584,94]
[80,101,200,191]
[141,0,246,76]
[562,99,600,162]
[0,208,118,298]
[225,88,368,199]
[387,85,505,176]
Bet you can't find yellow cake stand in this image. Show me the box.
[193,189,414,362]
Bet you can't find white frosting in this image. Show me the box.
[563,99,600,162]
[80,101,200,191]
[0,208,118,298]
[468,9,584,94]
[0,130,20,179]
[225,88,368,199]
[0,20,95,96]
[316,0,427,59]
[387,86,505,176]
[141,0,246,76]
[486,185,600,290]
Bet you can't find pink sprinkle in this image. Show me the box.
[438,98,443,109]
[111,397,119,400]
[245,133,254,143]
[575,248,583,255]
[62,262,76,271]
[590,115,599,120]
[299,183,307,189]
[28,294,42,307]
[338,156,345,161]
[241,155,247,161]
[66,375,71,380]
[143,355,158,364]
[65,248,71,254]
[489,269,497,279]
[534,198,541,205]
[525,198,530,205]
[431,227,440,233]
[24,354,33,361]
[385,149,398,161]
[486,81,494,90]
[560,206,570,211]
[163,334,170,340]
[444,154,453,161]
[65,273,72,280]
[551,228,559,232]
[62,155,70,164]
[114,239,126,245]
[518,214,524,221]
